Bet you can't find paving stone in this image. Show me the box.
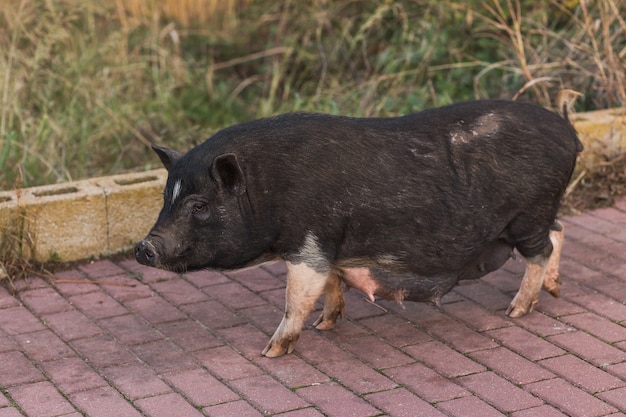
[79,260,126,278]
[357,314,432,347]
[150,278,210,305]
[0,408,23,417]
[274,408,326,417]
[131,340,198,374]
[164,368,239,406]
[100,362,172,400]
[457,371,543,412]
[69,386,143,417]
[0,336,17,353]
[135,392,205,417]
[509,404,570,417]
[292,329,352,364]
[42,309,102,341]
[451,280,513,312]
[20,287,73,315]
[229,375,309,415]
[316,357,397,394]
[525,378,617,417]
[125,295,187,324]
[193,346,264,381]
[442,299,512,332]
[0,287,20,309]
[339,335,414,369]
[417,313,500,353]
[203,400,263,417]
[539,354,626,393]
[68,290,128,320]
[403,340,485,378]
[239,303,287,335]
[98,313,162,346]
[560,312,626,343]
[40,356,108,394]
[203,281,267,310]
[596,387,626,412]
[156,318,223,352]
[8,381,76,417]
[514,311,575,337]
[70,334,135,368]
[0,351,45,386]
[486,326,565,361]
[547,331,626,367]
[98,273,154,302]
[51,269,100,297]
[605,361,626,381]
[226,267,286,292]
[296,381,380,417]
[435,395,505,417]
[383,362,470,403]
[256,353,330,389]
[14,329,75,361]
[365,387,448,417]
[180,300,248,330]
[0,306,46,335]
[566,292,626,323]
[217,324,273,359]
[468,347,554,385]
[182,269,231,288]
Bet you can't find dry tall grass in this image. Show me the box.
[0,0,624,190]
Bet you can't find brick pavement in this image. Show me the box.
[1,198,625,416]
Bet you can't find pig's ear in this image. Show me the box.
[152,144,183,171]
[211,153,246,196]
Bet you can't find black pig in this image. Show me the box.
[135,100,582,357]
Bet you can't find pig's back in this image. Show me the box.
[201,100,580,275]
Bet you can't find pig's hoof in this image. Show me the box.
[505,299,537,318]
[543,271,562,298]
[313,317,336,331]
[262,337,297,358]
[312,306,345,331]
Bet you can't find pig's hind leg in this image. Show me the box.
[312,271,345,330]
[263,262,329,357]
[542,221,564,297]
[506,219,564,318]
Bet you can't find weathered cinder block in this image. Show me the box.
[20,181,108,263]
[572,108,626,170]
[96,169,167,253]
[0,190,20,256]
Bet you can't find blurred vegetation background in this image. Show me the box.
[0,0,625,189]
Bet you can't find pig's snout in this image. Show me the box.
[135,240,158,267]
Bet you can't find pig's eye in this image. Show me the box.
[192,203,208,213]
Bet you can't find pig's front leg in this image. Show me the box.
[262,262,329,357]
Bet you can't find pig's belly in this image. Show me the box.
[339,267,459,304]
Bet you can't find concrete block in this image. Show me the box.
[19,181,108,263]
[96,169,167,253]
[571,107,626,171]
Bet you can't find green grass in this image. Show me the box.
[0,0,624,189]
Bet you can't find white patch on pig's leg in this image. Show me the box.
[543,221,564,298]
[262,261,328,358]
[313,271,345,331]
[506,255,548,318]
